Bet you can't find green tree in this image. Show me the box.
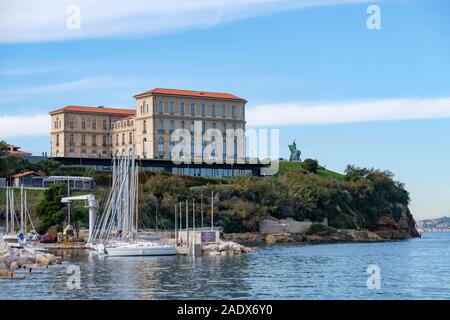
[71,207,89,235]
[301,159,319,173]
[36,183,68,233]
[0,140,8,157]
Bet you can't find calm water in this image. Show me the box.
[1,232,449,300]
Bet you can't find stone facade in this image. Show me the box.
[50,88,247,159]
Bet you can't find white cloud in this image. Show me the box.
[247,97,450,126]
[4,97,450,138]
[0,114,50,138]
[0,0,372,43]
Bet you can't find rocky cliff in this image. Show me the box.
[369,206,420,239]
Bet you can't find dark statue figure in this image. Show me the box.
[289,140,301,161]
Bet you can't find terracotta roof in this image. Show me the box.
[49,106,135,116]
[133,88,246,101]
[11,171,44,178]
[115,115,135,122]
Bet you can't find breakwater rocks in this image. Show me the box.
[0,244,61,278]
[202,241,254,256]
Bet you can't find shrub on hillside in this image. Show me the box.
[301,159,319,174]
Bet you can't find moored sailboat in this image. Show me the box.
[88,150,177,257]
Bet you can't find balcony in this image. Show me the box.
[158,129,165,134]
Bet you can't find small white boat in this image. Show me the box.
[2,234,23,249]
[106,241,177,257]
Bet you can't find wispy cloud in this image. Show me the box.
[0,114,50,138]
[0,0,372,43]
[0,75,136,104]
[0,67,56,76]
[247,97,450,126]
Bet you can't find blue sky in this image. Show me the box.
[0,0,449,220]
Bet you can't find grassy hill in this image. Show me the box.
[278,161,345,180]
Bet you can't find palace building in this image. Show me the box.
[49,88,247,160]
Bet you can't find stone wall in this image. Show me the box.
[259,217,328,234]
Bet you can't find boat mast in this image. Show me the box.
[135,164,139,235]
[5,186,9,234]
[20,185,24,233]
[10,187,15,232]
[211,191,214,231]
[24,189,28,233]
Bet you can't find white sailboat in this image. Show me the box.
[89,150,177,257]
[2,186,22,248]
[2,185,47,252]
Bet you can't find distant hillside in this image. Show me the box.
[417,217,450,232]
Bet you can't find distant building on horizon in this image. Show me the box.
[49,88,247,160]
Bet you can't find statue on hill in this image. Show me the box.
[289,140,301,161]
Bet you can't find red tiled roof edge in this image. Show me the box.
[133,88,246,102]
[49,106,136,115]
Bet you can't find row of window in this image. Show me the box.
[111,119,133,129]
[55,133,134,147]
[61,118,112,130]
[155,119,241,133]
[156,136,239,157]
[143,100,242,119]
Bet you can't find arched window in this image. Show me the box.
[143,120,147,133]
[129,132,133,144]
[82,118,86,129]
[56,134,59,146]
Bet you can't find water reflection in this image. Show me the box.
[1,233,449,300]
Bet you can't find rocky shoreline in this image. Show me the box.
[0,244,61,278]
[223,229,384,245]
[223,210,420,245]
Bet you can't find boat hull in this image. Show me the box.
[106,245,178,257]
